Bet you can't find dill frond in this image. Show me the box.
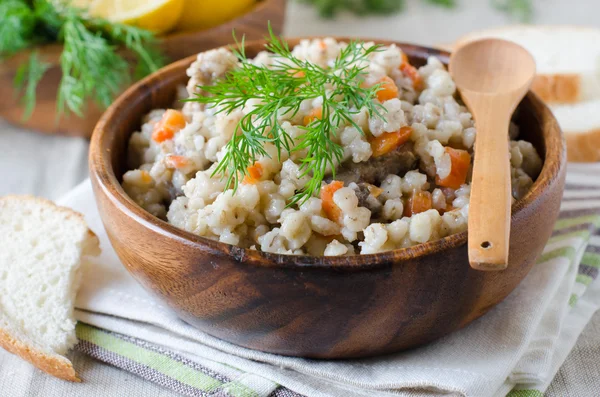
[189,28,386,204]
[14,52,51,120]
[301,0,532,21]
[0,0,167,119]
[57,14,130,116]
[492,0,533,22]
[0,0,37,57]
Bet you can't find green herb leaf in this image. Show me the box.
[300,0,532,20]
[14,51,51,120]
[426,0,456,7]
[2,0,167,120]
[188,27,386,204]
[0,0,37,57]
[492,0,533,22]
[300,0,405,18]
[98,21,167,79]
[57,13,130,116]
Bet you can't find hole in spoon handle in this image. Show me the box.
[469,238,508,271]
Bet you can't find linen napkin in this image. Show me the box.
[58,163,600,397]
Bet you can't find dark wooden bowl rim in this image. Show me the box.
[91,38,565,271]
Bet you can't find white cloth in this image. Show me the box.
[57,174,599,397]
[0,120,89,200]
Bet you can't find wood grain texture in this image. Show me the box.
[89,38,567,359]
[0,0,286,138]
[450,39,536,271]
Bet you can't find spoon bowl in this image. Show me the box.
[450,38,536,95]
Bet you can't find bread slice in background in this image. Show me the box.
[0,195,100,381]
[453,25,600,162]
[454,25,600,105]
[550,100,600,162]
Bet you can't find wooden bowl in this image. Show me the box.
[0,0,286,138]
[89,38,567,359]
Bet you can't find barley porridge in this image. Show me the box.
[122,38,542,256]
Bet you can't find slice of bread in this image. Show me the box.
[0,195,100,381]
[550,100,600,162]
[455,25,600,105]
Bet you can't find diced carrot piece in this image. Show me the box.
[303,107,323,126]
[370,126,412,157]
[165,155,189,169]
[400,52,409,64]
[293,70,305,78]
[366,184,383,198]
[242,162,264,184]
[140,170,152,184]
[375,76,399,102]
[318,40,327,50]
[321,180,344,222]
[152,109,186,143]
[152,125,175,143]
[403,190,433,217]
[399,60,423,90]
[435,147,471,189]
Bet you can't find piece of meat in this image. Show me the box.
[328,142,417,185]
[351,183,383,215]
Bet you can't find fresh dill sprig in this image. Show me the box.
[189,29,385,204]
[492,0,533,22]
[95,19,167,79]
[57,12,130,116]
[14,51,51,120]
[0,0,37,57]
[299,0,406,18]
[426,0,456,7]
[0,0,166,119]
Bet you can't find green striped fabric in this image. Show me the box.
[506,390,544,397]
[77,324,223,392]
[76,324,291,397]
[553,215,600,230]
[537,246,577,263]
[582,252,600,268]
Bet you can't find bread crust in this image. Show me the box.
[531,74,581,104]
[0,327,79,382]
[565,128,600,162]
[0,195,99,381]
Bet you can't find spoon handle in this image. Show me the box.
[468,103,512,271]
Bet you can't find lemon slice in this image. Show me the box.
[68,0,97,10]
[175,0,256,32]
[88,0,185,34]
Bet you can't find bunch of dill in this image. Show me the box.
[301,0,533,21]
[189,30,386,204]
[0,0,165,119]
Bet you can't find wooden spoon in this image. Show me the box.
[449,39,536,271]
